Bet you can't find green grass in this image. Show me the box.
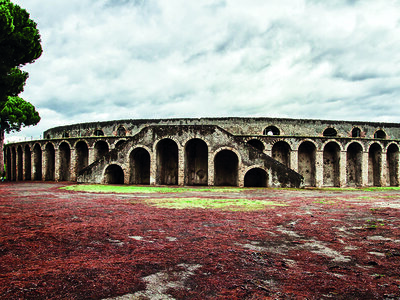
[137,197,287,211]
[61,184,251,194]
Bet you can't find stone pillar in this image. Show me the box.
[70,149,77,182]
[362,151,369,187]
[55,149,60,182]
[21,150,25,181]
[315,150,324,188]
[381,150,387,187]
[208,152,214,186]
[178,147,184,186]
[42,145,47,181]
[150,151,156,185]
[339,151,347,187]
[265,149,272,157]
[89,147,96,165]
[290,150,298,173]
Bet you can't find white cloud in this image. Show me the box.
[7,0,400,142]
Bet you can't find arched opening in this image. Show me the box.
[59,142,71,181]
[129,148,150,185]
[24,145,31,180]
[6,148,11,180]
[369,143,382,186]
[62,131,70,138]
[347,143,363,187]
[75,141,89,176]
[244,168,268,187]
[11,147,16,181]
[115,140,126,148]
[33,144,42,181]
[157,139,178,185]
[323,128,337,137]
[323,142,340,187]
[352,127,361,138]
[94,140,109,161]
[298,141,316,187]
[185,139,208,186]
[374,130,386,139]
[272,141,291,168]
[263,126,280,136]
[17,146,23,181]
[387,144,399,186]
[117,126,126,137]
[247,139,264,152]
[94,129,104,136]
[104,164,124,184]
[45,143,55,181]
[214,150,238,186]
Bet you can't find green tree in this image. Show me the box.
[0,0,42,176]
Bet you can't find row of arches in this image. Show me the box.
[262,125,387,139]
[5,139,269,187]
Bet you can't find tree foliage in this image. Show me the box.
[0,0,42,130]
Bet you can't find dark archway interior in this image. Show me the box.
[387,144,399,186]
[45,144,55,181]
[323,142,340,187]
[185,139,208,186]
[130,148,150,185]
[347,143,362,187]
[24,145,31,180]
[272,141,290,167]
[323,128,337,137]
[104,164,124,184]
[369,143,382,186]
[94,141,109,161]
[17,147,23,181]
[244,168,268,187]
[214,150,238,186]
[157,139,178,185]
[75,142,89,175]
[59,143,71,181]
[33,145,42,181]
[298,142,316,187]
[247,139,264,152]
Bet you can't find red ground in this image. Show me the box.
[1,182,400,299]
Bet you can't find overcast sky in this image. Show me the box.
[6,0,400,142]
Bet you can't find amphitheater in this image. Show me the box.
[3,117,400,188]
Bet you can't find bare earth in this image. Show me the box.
[0,182,399,299]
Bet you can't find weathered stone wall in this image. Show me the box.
[4,117,400,188]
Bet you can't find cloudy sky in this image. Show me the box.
[6,0,400,142]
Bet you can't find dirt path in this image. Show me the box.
[1,182,399,299]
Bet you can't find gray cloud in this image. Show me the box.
[5,0,400,142]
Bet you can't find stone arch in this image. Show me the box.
[374,129,386,139]
[94,140,109,161]
[117,126,126,137]
[33,143,42,181]
[323,127,337,137]
[17,146,23,181]
[369,143,382,186]
[115,139,126,148]
[323,142,340,187]
[104,164,124,184]
[94,129,104,136]
[351,127,361,138]
[156,138,178,185]
[129,147,150,185]
[214,149,239,186]
[45,143,55,181]
[247,139,264,152]
[184,138,208,186]
[272,141,291,168]
[59,142,71,181]
[244,167,268,187]
[263,125,280,136]
[75,141,89,177]
[386,143,399,186]
[346,142,363,187]
[24,144,31,180]
[298,141,316,187]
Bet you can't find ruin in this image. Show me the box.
[4,117,400,188]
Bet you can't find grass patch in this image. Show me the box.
[61,184,251,194]
[137,197,288,211]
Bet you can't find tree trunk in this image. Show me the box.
[0,129,4,178]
